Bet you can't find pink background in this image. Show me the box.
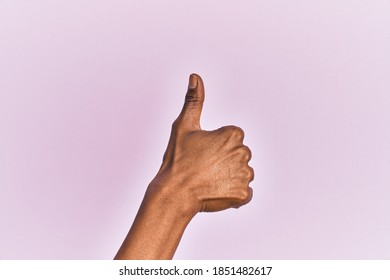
[1,1,390,259]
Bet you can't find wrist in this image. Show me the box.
[115,179,196,260]
[145,177,199,221]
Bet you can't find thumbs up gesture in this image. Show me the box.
[115,74,255,259]
[148,74,254,216]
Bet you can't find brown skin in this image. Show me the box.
[114,74,254,260]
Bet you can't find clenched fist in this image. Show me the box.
[148,74,254,215]
[115,74,254,259]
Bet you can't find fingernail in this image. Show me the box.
[188,74,198,89]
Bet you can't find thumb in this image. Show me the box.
[175,73,205,132]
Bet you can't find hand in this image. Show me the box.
[114,73,254,259]
[147,74,254,216]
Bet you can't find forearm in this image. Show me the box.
[114,183,194,260]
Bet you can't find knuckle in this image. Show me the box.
[218,125,245,141]
[237,188,251,202]
[248,166,255,182]
[185,91,201,104]
[231,126,245,141]
[240,145,252,161]
[240,166,254,182]
[217,125,231,133]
